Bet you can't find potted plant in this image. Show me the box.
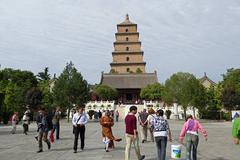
[88,105,92,110]
[107,104,111,110]
[165,110,172,119]
[87,110,95,120]
[155,103,160,109]
[101,104,105,109]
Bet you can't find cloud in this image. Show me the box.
[0,0,240,84]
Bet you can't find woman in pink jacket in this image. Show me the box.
[179,115,208,160]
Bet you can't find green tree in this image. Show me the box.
[140,83,164,100]
[164,72,202,119]
[25,87,43,110]
[38,81,53,112]
[37,67,51,81]
[0,68,37,123]
[52,62,89,122]
[189,82,207,118]
[202,85,222,119]
[94,85,117,101]
[221,68,240,111]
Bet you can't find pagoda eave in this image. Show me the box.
[117,23,137,27]
[110,62,146,66]
[115,32,139,36]
[112,51,144,55]
[113,41,141,45]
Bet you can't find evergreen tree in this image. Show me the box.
[52,62,89,121]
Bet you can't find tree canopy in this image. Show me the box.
[164,72,206,119]
[221,68,240,110]
[94,84,117,101]
[140,83,164,100]
[37,67,51,81]
[0,68,38,123]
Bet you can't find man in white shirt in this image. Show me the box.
[72,107,88,153]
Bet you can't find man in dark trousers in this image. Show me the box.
[138,109,149,143]
[72,107,88,153]
[36,108,51,153]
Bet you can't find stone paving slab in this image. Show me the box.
[0,120,239,160]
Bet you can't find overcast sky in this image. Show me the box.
[0,0,240,84]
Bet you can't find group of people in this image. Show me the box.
[125,106,208,160]
[72,107,121,153]
[35,107,61,153]
[11,107,31,135]
[9,105,240,160]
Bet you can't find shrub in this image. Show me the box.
[222,111,231,121]
[87,110,95,120]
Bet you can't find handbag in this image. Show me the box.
[49,130,55,143]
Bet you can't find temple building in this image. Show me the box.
[199,72,216,89]
[100,14,158,104]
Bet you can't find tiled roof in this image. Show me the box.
[199,73,216,85]
[100,72,158,89]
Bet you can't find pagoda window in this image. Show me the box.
[126,47,129,51]
[125,28,128,32]
[126,57,130,61]
[126,37,129,41]
[126,68,130,72]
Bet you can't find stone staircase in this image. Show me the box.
[115,104,145,120]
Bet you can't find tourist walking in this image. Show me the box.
[98,110,102,119]
[72,107,88,153]
[115,110,119,122]
[232,113,240,145]
[100,110,122,152]
[179,115,208,160]
[36,108,51,153]
[138,109,148,143]
[11,112,19,134]
[125,106,145,160]
[147,108,156,142]
[52,107,61,140]
[22,110,30,135]
[151,109,172,160]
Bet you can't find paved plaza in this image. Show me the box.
[0,119,239,160]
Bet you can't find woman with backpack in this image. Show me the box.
[179,115,208,160]
[151,109,172,160]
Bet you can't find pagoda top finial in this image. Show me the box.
[126,14,129,21]
[118,14,135,25]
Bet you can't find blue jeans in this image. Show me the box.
[53,123,60,139]
[155,136,167,160]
